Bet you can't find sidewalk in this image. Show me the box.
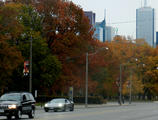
[74,102,131,109]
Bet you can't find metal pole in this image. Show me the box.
[119,64,122,105]
[85,52,88,108]
[129,70,132,104]
[29,36,32,93]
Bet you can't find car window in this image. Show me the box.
[0,93,21,101]
[66,100,70,104]
[29,94,35,101]
[25,94,30,101]
[51,99,65,103]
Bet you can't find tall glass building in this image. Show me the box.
[94,19,106,42]
[105,26,115,42]
[94,22,103,42]
[136,3,155,47]
[84,11,96,26]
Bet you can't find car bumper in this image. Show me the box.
[44,107,64,111]
[0,109,18,116]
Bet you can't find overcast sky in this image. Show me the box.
[71,0,158,39]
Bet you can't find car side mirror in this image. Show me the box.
[23,95,26,101]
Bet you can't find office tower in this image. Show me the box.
[94,19,106,42]
[156,32,158,46]
[105,26,115,42]
[94,10,107,42]
[136,0,155,47]
[84,11,96,26]
[94,22,104,42]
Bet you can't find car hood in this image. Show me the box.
[46,102,64,107]
[0,100,20,105]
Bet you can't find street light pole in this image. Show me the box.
[85,52,88,108]
[129,70,132,104]
[119,64,122,105]
[29,36,32,93]
[85,47,109,108]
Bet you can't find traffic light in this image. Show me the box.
[23,60,29,76]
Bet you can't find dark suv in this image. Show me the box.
[0,92,36,119]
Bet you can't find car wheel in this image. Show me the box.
[70,105,74,111]
[28,109,35,119]
[44,109,49,112]
[15,110,22,119]
[63,105,66,112]
[7,115,12,120]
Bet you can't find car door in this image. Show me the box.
[65,99,71,109]
[21,94,32,113]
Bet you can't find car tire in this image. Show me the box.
[28,109,35,119]
[70,105,74,111]
[63,106,66,112]
[7,115,12,120]
[15,110,22,119]
[44,109,49,112]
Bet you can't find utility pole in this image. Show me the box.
[119,64,122,105]
[29,36,32,93]
[129,70,132,104]
[85,52,88,108]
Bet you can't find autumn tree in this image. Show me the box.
[0,4,23,92]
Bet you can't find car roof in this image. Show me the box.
[5,92,32,94]
[53,98,66,100]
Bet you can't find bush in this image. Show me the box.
[73,96,105,104]
[35,95,106,104]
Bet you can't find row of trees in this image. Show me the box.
[1,0,158,100]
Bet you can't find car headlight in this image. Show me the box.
[8,104,17,109]
[58,103,63,107]
[45,104,48,107]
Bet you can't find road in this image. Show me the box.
[0,102,158,120]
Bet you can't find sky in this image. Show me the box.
[70,0,158,39]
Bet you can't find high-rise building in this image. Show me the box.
[156,32,158,46]
[105,26,115,42]
[84,11,96,26]
[136,0,155,47]
[94,19,106,42]
[94,22,103,42]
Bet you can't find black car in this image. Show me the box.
[0,92,36,120]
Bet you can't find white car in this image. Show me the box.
[44,98,74,112]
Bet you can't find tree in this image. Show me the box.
[0,3,23,93]
[34,0,96,95]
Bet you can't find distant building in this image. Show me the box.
[105,26,115,42]
[136,0,155,47]
[156,32,158,46]
[94,22,103,42]
[84,11,96,26]
[94,19,106,42]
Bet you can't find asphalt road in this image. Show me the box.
[0,102,158,120]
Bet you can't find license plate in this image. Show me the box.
[0,109,4,113]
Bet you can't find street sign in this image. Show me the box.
[69,87,73,101]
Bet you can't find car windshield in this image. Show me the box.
[0,93,21,101]
[50,99,65,103]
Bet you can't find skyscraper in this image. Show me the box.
[136,0,155,47]
[105,26,115,42]
[94,22,104,42]
[94,19,106,42]
[84,11,96,26]
[156,32,158,46]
